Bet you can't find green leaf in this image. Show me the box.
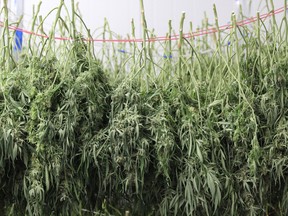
[196,143,203,163]
[207,172,215,198]
[208,99,223,108]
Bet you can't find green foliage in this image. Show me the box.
[1,0,288,215]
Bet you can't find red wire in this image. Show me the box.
[0,6,286,43]
[183,6,285,39]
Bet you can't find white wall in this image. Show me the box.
[3,0,286,39]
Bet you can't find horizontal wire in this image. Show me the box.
[0,6,286,43]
